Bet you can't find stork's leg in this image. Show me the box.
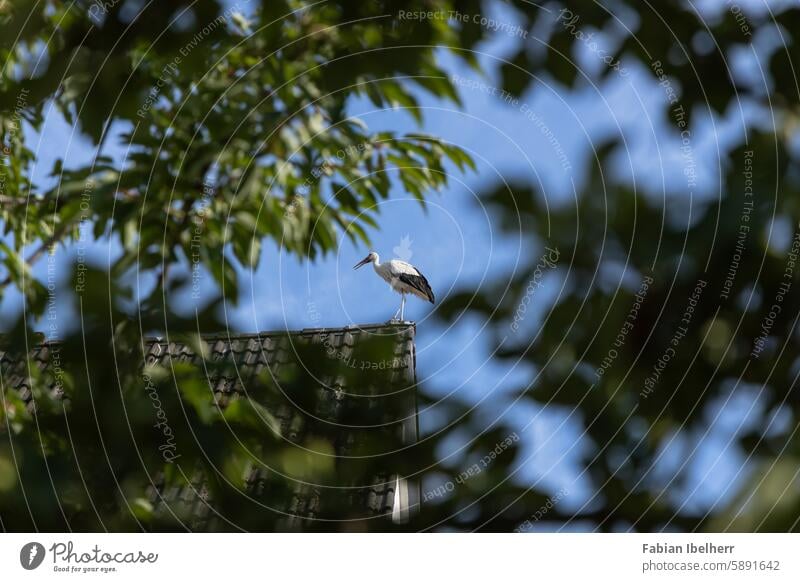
[392,295,403,321]
[400,294,406,321]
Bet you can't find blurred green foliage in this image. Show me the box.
[2,0,800,531]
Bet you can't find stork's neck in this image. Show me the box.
[372,254,381,268]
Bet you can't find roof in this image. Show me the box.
[0,322,419,531]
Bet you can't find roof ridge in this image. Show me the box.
[164,321,415,340]
[30,322,416,347]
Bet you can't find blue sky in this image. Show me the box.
[4,0,783,528]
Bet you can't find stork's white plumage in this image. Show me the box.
[353,251,435,321]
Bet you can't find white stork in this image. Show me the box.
[353,251,435,321]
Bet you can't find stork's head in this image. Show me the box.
[353,251,378,270]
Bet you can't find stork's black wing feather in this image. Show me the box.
[398,272,435,303]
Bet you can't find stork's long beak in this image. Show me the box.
[353,256,371,270]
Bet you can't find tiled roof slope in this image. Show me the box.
[0,323,419,531]
[1,342,63,408]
